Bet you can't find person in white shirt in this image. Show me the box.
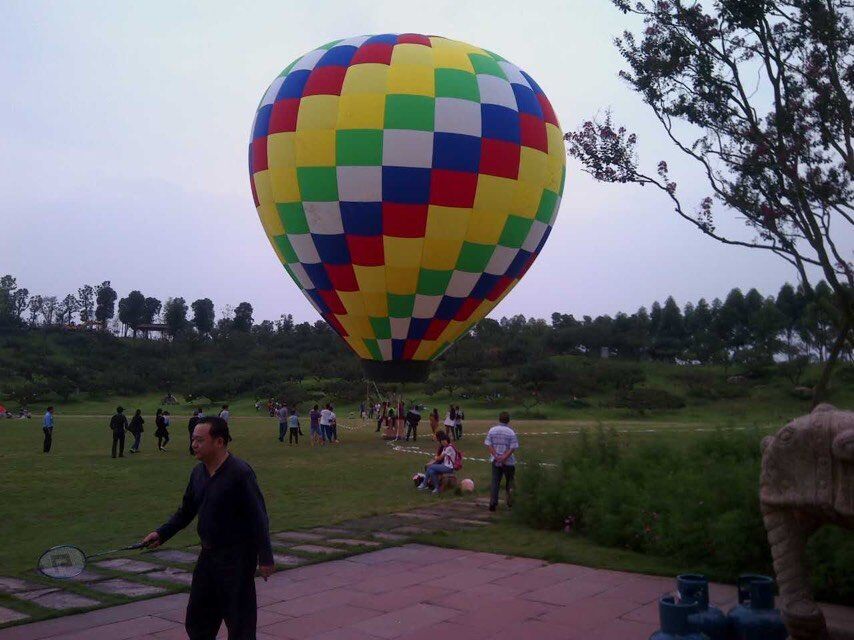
[443,405,456,442]
[417,431,456,495]
[319,404,335,444]
[218,405,230,423]
[484,411,519,511]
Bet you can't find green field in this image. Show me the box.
[0,411,767,577]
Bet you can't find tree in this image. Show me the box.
[27,295,43,326]
[57,294,79,325]
[95,281,117,328]
[77,285,95,323]
[118,290,146,337]
[163,297,189,336]
[41,296,58,326]
[232,302,254,332]
[142,297,162,324]
[0,275,26,328]
[567,0,854,404]
[191,298,215,336]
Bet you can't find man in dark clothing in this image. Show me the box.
[405,405,421,441]
[109,406,128,458]
[187,410,200,455]
[143,417,274,640]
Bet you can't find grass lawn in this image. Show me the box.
[0,410,777,578]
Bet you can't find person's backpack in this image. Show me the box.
[450,444,463,471]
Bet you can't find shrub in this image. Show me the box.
[614,387,686,413]
[512,428,853,605]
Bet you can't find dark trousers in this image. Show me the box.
[405,422,418,441]
[278,423,286,442]
[43,427,53,452]
[376,418,382,432]
[490,464,515,508]
[455,423,463,439]
[186,545,258,640]
[112,431,125,457]
[288,428,299,444]
[130,432,142,451]
[158,433,170,449]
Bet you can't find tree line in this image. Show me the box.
[1,272,851,410]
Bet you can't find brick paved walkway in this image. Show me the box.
[2,544,852,640]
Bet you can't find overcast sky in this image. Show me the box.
[0,0,829,324]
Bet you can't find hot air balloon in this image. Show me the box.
[249,34,565,381]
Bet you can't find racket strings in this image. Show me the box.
[38,546,86,579]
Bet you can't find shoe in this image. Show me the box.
[417,483,428,490]
[488,504,496,512]
[431,488,440,495]
[112,455,116,459]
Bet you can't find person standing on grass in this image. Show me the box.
[329,405,339,443]
[188,409,200,455]
[429,408,439,439]
[309,404,322,446]
[375,401,385,433]
[109,406,128,458]
[484,411,519,512]
[443,405,456,442]
[405,403,421,441]
[142,416,275,640]
[287,409,300,445]
[454,405,464,440]
[319,403,333,444]
[219,405,230,423]
[155,408,169,452]
[276,403,288,443]
[128,409,144,453]
[42,406,55,453]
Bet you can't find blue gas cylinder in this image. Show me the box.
[727,575,788,640]
[676,574,727,640]
[649,595,707,640]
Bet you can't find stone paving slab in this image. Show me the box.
[327,539,382,548]
[272,554,308,567]
[389,526,430,535]
[145,568,193,585]
[93,559,159,573]
[0,579,40,594]
[371,532,410,542]
[273,531,325,543]
[307,527,355,537]
[291,544,346,555]
[64,569,108,583]
[0,608,27,625]
[150,550,198,564]
[15,589,100,610]
[88,579,167,598]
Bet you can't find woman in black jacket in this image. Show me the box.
[128,409,144,453]
[154,408,169,451]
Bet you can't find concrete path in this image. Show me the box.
[2,544,852,640]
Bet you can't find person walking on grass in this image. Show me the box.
[485,411,519,512]
[128,409,144,453]
[429,408,439,439]
[287,409,300,445]
[276,403,288,443]
[443,405,456,442]
[42,406,55,453]
[309,404,322,447]
[417,431,456,494]
[142,416,274,640]
[188,409,200,455]
[109,406,128,458]
[405,403,421,442]
[155,408,169,451]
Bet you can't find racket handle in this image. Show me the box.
[126,542,147,550]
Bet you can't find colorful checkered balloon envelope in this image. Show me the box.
[249,33,565,380]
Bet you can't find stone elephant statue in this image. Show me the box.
[760,404,854,640]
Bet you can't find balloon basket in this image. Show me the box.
[361,359,431,383]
